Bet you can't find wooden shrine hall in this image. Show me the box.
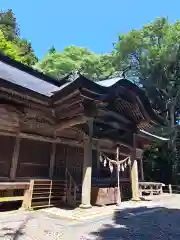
[0,53,167,209]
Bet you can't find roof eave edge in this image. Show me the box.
[140,129,169,141]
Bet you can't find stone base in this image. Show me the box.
[131,198,141,202]
[116,201,121,206]
[79,203,92,209]
[18,207,26,212]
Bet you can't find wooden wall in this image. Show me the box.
[65,145,84,184]
[0,134,85,183]
[0,134,132,183]
[17,139,51,178]
[0,136,15,179]
[53,144,66,180]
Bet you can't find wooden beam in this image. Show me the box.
[55,116,88,133]
[94,119,133,133]
[0,129,132,155]
[0,131,17,137]
[10,136,20,180]
[81,87,104,96]
[98,108,132,125]
[20,133,54,142]
[49,143,56,179]
[0,182,29,190]
[0,86,48,106]
[20,162,48,167]
[54,90,79,105]
[94,136,133,150]
[55,99,82,112]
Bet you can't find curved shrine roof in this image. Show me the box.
[0,53,167,146]
[52,74,165,127]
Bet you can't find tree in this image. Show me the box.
[48,45,56,54]
[113,18,180,183]
[16,38,38,66]
[0,30,25,62]
[0,9,19,41]
[0,9,38,66]
[35,45,115,81]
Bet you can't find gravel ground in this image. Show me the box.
[1,195,180,240]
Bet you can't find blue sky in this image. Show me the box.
[1,0,180,59]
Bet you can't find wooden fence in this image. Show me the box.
[163,184,180,194]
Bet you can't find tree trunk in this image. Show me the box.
[169,103,178,183]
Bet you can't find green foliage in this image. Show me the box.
[0,9,19,40]
[143,144,175,184]
[15,38,38,66]
[113,17,180,183]
[48,45,56,54]
[35,45,115,81]
[0,9,37,66]
[114,18,180,75]
[0,30,25,62]
[113,17,180,121]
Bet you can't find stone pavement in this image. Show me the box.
[39,194,173,221]
[0,194,180,239]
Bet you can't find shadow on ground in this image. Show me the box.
[0,215,32,240]
[89,206,180,240]
[1,205,180,239]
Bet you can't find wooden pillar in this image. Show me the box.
[140,157,144,181]
[21,180,34,210]
[49,143,56,179]
[10,136,20,180]
[131,134,140,201]
[168,184,172,194]
[116,146,121,206]
[80,119,93,209]
[96,142,100,178]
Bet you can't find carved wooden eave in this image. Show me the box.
[0,54,167,149]
[49,75,165,147]
[52,75,165,127]
[0,53,165,128]
[0,104,21,134]
[0,78,50,111]
[20,108,56,137]
[55,115,88,134]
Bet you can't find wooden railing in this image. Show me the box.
[24,179,66,209]
[139,183,180,196]
[66,168,80,207]
[0,182,30,209]
[139,182,165,196]
[163,184,180,194]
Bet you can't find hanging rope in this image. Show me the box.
[100,152,131,173]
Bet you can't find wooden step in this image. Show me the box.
[28,179,67,209]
